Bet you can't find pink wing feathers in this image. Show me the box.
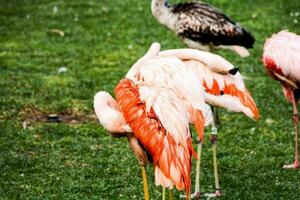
[126,42,161,81]
[136,56,213,139]
[185,59,259,120]
[115,45,214,198]
[115,79,196,198]
[159,48,259,120]
[159,48,237,75]
[263,30,300,88]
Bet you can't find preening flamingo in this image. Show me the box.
[159,48,259,198]
[94,92,150,200]
[151,0,255,57]
[94,43,213,199]
[263,30,300,169]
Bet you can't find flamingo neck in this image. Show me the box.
[94,92,117,118]
[94,92,131,133]
[126,64,140,82]
[151,0,171,25]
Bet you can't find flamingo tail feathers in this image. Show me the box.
[192,109,205,142]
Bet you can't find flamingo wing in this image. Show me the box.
[159,49,259,120]
[185,60,259,120]
[115,79,196,197]
[263,30,300,88]
[139,57,206,112]
[137,56,213,140]
[159,48,236,75]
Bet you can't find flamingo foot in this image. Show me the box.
[180,191,201,199]
[283,161,299,169]
[180,190,222,199]
[204,189,222,198]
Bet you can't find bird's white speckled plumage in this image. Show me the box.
[151,0,254,57]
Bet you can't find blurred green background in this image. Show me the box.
[1,0,300,199]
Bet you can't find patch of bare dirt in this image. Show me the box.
[18,105,98,127]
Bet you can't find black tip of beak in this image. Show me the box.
[228,67,239,75]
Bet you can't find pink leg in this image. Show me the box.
[283,92,299,169]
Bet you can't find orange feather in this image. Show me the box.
[115,78,195,198]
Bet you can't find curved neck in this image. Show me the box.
[94,92,115,117]
[126,43,161,81]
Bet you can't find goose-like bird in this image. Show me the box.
[159,48,259,198]
[263,30,300,169]
[94,43,213,200]
[151,0,255,57]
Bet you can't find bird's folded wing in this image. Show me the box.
[159,49,236,75]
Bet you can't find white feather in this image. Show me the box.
[126,42,161,81]
[205,93,254,119]
[139,56,207,114]
[159,48,236,75]
[139,86,190,145]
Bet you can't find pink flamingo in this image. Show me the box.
[263,30,300,169]
[123,45,258,198]
[94,43,213,200]
[159,48,259,198]
[94,92,150,200]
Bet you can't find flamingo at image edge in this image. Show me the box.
[263,30,300,169]
[159,48,259,198]
[151,0,255,57]
[94,43,213,200]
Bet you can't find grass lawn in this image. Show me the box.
[1,0,300,199]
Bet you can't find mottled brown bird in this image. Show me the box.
[151,0,255,57]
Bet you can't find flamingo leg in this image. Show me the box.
[283,92,299,169]
[162,187,166,200]
[162,187,174,200]
[141,166,150,200]
[213,107,221,129]
[193,141,202,198]
[180,140,202,199]
[211,108,221,196]
[181,107,221,199]
[169,189,174,200]
[210,128,221,196]
[127,134,150,200]
[202,126,221,198]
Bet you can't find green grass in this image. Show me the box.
[1,0,300,199]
